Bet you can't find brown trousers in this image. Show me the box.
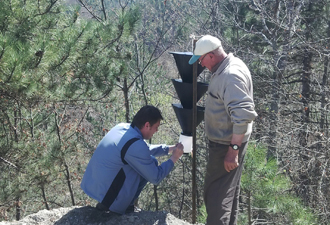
[204,140,248,225]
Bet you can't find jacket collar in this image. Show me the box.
[211,53,232,74]
[130,123,144,139]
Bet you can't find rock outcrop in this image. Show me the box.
[0,206,203,225]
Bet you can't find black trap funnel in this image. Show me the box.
[169,52,205,83]
[172,103,205,136]
[171,79,208,109]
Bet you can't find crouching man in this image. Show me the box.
[81,105,184,214]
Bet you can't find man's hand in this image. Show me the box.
[225,133,244,172]
[224,148,239,172]
[170,143,184,163]
[168,143,183,153]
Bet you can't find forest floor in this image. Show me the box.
[0,205,204,225]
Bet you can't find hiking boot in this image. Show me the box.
[96,202,109,211]
[95,203,120,215]
[125,205,142,213]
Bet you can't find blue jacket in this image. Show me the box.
[80,123,174,214]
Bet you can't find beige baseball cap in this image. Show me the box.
[189,35,222,65]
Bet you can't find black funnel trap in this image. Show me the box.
[172,103,205,136]
[169,52,205,83]
[171,79,208,109]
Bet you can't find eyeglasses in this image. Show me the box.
[198,53,208,64]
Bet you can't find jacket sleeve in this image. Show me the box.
[222,72,257,134]
[124,140,174,185]
[148,144,169,157]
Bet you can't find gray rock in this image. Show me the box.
[0,206,204,225]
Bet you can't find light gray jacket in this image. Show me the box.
[205,53,258,144]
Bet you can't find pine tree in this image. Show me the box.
[241,144,318,225]
[0,0,138,220]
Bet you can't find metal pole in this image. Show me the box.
[192,39,197,224]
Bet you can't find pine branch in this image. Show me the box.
[0,156,18,169]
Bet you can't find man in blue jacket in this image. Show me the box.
[81,105,184,214]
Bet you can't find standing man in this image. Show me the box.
[81,105,184,215]
[189,35,257,225]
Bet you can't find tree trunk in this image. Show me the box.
[15,197,20,221]
[123,77,130,123]
[320,55,328,131]
[299,48,312,147]
[267,53,283,159]
[248,191,252,225]
[41,184,50,210]
[14,109,21,221]
[64,162,75,206]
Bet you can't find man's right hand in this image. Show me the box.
[170,143,184,163]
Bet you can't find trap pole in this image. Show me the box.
[192,39,197,224]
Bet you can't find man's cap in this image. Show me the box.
[188,35,222,65]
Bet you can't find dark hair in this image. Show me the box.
[131,105,163,129]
